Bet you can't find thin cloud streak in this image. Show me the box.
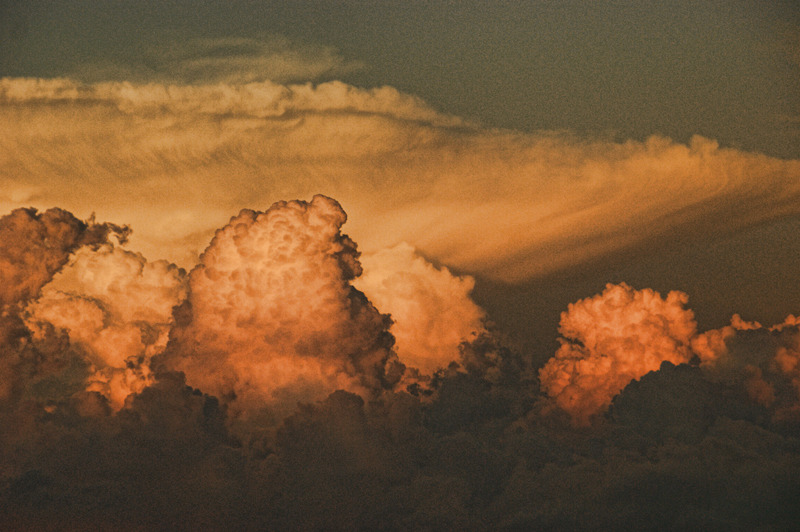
[68,34,365,85]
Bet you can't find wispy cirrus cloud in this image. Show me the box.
[68,34,364,85]
[3,77,799,283]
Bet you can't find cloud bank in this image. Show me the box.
[2,66,799,528]
[2,77,799,281]
[1,201,799,529]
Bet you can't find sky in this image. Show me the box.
[1,2,800,529]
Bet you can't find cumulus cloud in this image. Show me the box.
[693,314,800,425]
[1,201,799,530]
[538,283,701,424]
[2,77,798,281]
[0,208,128,406]
[23,244,188,408]
[156,195,401,422]
[2,68,800,527]
[354,243,486,375]
[538,280,800,427]
[0,208,127,310]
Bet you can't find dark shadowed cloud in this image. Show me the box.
[2,202,800,530]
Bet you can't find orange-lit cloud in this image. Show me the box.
[3,77,799,281]
[24,244,188,408]
[539,283,700,424]
[693,314,800,424]
[540,283,800,425]
[156,195,401,421]
[2,201,800,530]
[354,243,486,375]
[0,207,127,401]
[2,25,800,527]
[2,198,488,417]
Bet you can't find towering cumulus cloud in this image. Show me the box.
[540,283,800,427]
[0,207,127,400]
[1,201,799,530]
[24,245,187,408]
[539,283,701,424]
[157,195,401,421]
[355,243,486,376]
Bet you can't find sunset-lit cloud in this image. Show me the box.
[3,3,800,527]
[1,200,799,530]
[1,197,482,420]
[539,284,800,425]
[538,283,701,424]
[354,243,486,375]
[156,195,402,422]
[2,77,799,282]
[694,314,800,424]
[24,244,188,408]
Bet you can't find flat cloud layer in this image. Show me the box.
[2,77,799,281]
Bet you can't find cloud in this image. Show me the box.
[1,201,799,530]
[538,280,800,426]
[693,314,800,425]
[155,195,402,423]
[538,283,701,424]
[0,208,128,405]
[2,77,798,282]
[0,207,127,311]
[23,244,188,408]
[2,68,800,526]
[354,243,486,375]
[69,35,364,85]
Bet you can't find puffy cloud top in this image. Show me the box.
[355,243,486,375]
[539,283,699,424]
[24,245,188,408]
[0,202,799,530]
[157,195,400,420]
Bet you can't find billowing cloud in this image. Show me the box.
[24,244,188,408]
[538,283,701,424]
[156,195,401,422]
[354,243,486,375]
[539,281,800,426]
[2,77,798,281]
[0,207,128,403]
[693,314,800,425]
[0,207,127,311]
[2,66,800,527]
[1,201,799,530]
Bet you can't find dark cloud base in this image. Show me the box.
[1,207,799,531]
[2,364,800,531]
